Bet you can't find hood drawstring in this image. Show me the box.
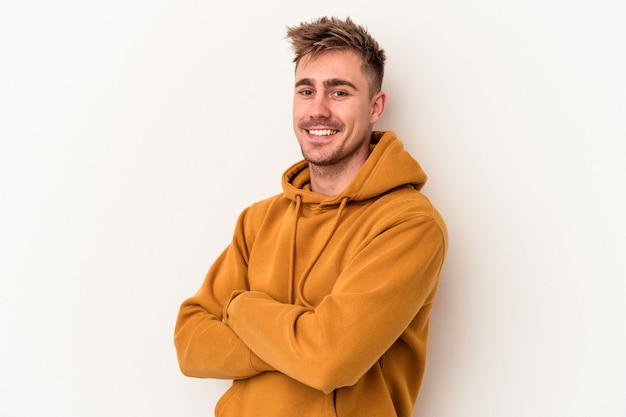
[295,197,349,309]
[287,194,303,304]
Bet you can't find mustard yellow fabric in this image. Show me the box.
[175,130,448,417]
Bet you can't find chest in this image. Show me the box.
[246,205,371,305]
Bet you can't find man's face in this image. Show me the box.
[292,50,385,169]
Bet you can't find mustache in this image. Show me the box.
[299,118,343,131]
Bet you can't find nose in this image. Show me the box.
[309,94,331,119]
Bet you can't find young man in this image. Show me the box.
[175,17,448,417]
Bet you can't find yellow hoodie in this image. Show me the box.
[175,131,448,417]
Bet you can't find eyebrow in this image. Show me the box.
[295,78,359,91]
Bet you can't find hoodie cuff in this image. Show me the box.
[249,350,275,372]
[223,290,247,323]
[224,290,277,373]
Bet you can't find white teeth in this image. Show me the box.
[309,129,336,136]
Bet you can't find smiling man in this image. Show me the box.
[175,17,448,417]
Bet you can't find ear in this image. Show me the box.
[369,91,387,124]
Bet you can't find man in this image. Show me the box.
[175,16,448,417]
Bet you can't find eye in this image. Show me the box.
[332,90,348,98]
[298,88,314,97]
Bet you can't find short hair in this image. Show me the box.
[286,16,386,97]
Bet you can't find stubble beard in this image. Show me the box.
[300,137,369,178]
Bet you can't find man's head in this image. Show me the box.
[286,17,387,182]
[286,16,386,99]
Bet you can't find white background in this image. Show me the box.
[1,1,624,416]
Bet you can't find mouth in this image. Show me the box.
[307,129,338,136]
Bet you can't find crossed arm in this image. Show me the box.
[174,212,446,393]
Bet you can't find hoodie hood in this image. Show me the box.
[282,130,427,205]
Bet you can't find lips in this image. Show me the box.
[301,119,343,136]
[308,129,338,136]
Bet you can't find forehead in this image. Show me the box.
[295,50,367,84]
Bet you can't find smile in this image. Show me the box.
[308,129,338,136]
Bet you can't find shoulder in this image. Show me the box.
[368,186,448,240]
[239,193,291,227]
[375,185,439,217]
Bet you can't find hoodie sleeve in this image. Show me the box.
[174,208,275,379]
[225,210,448,393]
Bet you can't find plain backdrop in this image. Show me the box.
[1,1,625,416]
